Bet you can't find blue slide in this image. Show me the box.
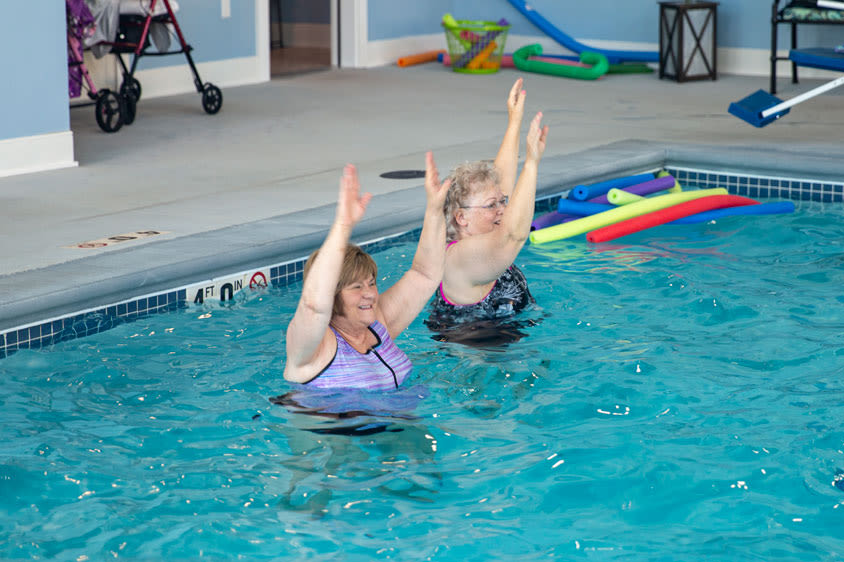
[506,0,659,64]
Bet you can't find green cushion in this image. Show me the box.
[782,5,844,21]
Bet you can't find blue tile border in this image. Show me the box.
[0,228,425,359]
[2,165,842,360]
[667,167,844,203]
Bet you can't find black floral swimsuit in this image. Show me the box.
[426,242,535,335]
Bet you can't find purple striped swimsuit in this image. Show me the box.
[303,321,413,390]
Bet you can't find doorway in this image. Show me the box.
[269,0,332,76]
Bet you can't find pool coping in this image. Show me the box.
[1,139,843,353]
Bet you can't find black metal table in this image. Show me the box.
[659,1,719,82]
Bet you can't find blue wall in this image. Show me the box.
[1,2,69,139]
[368,0,840,51]
[0,0,256,143]
[3,0,842,146]
[132,0,256,70]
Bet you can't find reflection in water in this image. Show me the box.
[427,316,544,349]
[268,386,441,517]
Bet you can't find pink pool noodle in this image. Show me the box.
[441,53,588,68]
[587,195,759,243]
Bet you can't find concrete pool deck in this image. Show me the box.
[1,64,844,333]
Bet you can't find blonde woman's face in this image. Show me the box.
[459,181,507,235]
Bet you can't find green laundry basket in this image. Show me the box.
[442,17,510,74]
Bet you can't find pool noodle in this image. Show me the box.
[442,13,472,50]
[465,41,498,70]
[607,188,645,205]
[570,172,656,201]
[531,210,574,231]
[587,195,759,243]
[397,50,447,67]
[460,30,482,42]
[557,199,615,216]
[570,175,676,206]
[441,53,588,68]
[669,200,796,224]
[530,188,728,244]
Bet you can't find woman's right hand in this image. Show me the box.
[335,164,373,228]
[525,112,549,164]
[424,151,450,211]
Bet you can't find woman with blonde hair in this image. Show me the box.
[427,78,548,341]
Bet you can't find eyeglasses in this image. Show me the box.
[460,196,508,211]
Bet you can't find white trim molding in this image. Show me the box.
[0,131,78,179]
[339,0,368,68]
[255,0,270,84]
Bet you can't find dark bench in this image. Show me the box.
[770,0,844,93]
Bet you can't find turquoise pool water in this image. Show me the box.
[2,200,844,560]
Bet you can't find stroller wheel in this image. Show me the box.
[122,93,137,126]
[201,83,223,115]
[120,77,142,103]
[95,90,125,133]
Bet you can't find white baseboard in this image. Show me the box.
[70,54,268,102]
[719,46,842,79]
[364,34,843,80]
[0,132,77,179]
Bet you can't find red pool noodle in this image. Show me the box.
[586,195,759,243]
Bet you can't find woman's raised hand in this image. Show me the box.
[506,77,526,124]
[424,151,451,209]
[526,112,549,163]
[335,164,372,228]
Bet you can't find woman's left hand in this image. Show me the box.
[424,151,451,209]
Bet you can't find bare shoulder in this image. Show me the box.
[283,326,338,384]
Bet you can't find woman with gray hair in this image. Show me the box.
[426,78,548,343]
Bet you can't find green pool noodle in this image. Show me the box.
[512,44,609,80]
[657,170,683,193]
[608,63,654,74]
[442,13,472,50]
[607,188,644,205]
[529,188,728,244]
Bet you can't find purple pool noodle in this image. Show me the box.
[557,199,614,216]
[588,175,677,204]
[531,210,574,231]
[669,201,796,224]
[569,172,655,201]
[453,18,509,68]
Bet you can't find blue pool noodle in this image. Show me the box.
[670,201,796,224]
[558,199,615,216]
[506,0,659,64]
[569,173,656,201]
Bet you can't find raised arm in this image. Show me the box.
[493,78,526,198]
[450,112,549,284]
[378,152,450,339]
[284,164,372,381]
